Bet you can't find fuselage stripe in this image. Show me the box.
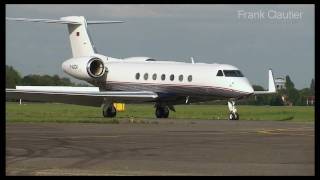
[106,80,251,95]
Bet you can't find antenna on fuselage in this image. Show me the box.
[190,57,195,64]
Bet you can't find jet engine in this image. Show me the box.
[62,56,106,80]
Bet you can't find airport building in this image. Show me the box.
[275,77,286,90]
[306,96,315,106]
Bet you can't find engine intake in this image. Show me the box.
[87,58,105,78]
[62,56,106,80]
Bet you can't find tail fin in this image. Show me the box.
[6,16,123,58]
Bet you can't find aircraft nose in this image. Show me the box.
[246,84,254,94]
[240,79,254,94]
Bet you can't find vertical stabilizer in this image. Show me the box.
[60,16,95,58]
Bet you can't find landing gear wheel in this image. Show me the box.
[103,104,117,118]
[155,108,162,118]
[229,113,235,120]
[155,106,169,118]
[163,107,169,118]
[228,100,239,120]
[234,112,239,120]
[228,112,239,120]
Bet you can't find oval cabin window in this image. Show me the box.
[170,74,174,81]
[135,73,140,80]
[144,73,149,80]
[179,75,183,81]
[161,74,166,81]
[152,73,157,80]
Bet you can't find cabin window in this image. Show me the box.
[144,73,149,80]
[161,74,166,81]
[170,74,174,81]
[135,73,140,80]
[223,70,244,77]
[188,75,192,82]
[152,73,157,80]
[179,75,183,81]
[217,70,223,76]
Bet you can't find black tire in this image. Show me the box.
[228,113,235,120]
[155,106,169,118]
[155,108,163,118]
[103,104,117,118]
[163,107,169,118]
[235,112,239,120]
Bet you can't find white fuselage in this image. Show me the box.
[83,58,254,103]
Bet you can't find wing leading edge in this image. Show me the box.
[6,86,158,107]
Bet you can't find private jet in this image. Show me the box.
[6,16,276,120]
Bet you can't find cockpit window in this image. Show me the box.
[146,58,156,61]
[217,70,223,76]
[223,70,244,77]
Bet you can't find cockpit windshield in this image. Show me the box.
[145,58,156,61]
[216,70,223,76]
[223,70,244,77]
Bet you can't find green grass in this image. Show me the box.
[6,102,314,123]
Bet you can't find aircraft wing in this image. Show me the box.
[6,86,158,107]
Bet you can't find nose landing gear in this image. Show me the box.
[228,100,239,120]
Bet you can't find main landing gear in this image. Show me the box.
[102,103,117,118]
[155,103,169,118]
[228,100,239,120]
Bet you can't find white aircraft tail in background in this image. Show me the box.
[253,69,276,94]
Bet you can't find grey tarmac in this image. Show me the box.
[6,120,314,176]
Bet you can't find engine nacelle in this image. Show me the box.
[62,56,106,80]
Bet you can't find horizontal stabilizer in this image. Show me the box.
[6,16,124,58]
[87,21,124,24]
[6,17,81,24]
[6,17,124,25]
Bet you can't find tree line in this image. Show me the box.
[6,65,88,88]
[6,65,314,106]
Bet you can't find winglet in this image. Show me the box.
[254,69,276,94]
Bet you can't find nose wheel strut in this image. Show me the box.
[228,100,239,120]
